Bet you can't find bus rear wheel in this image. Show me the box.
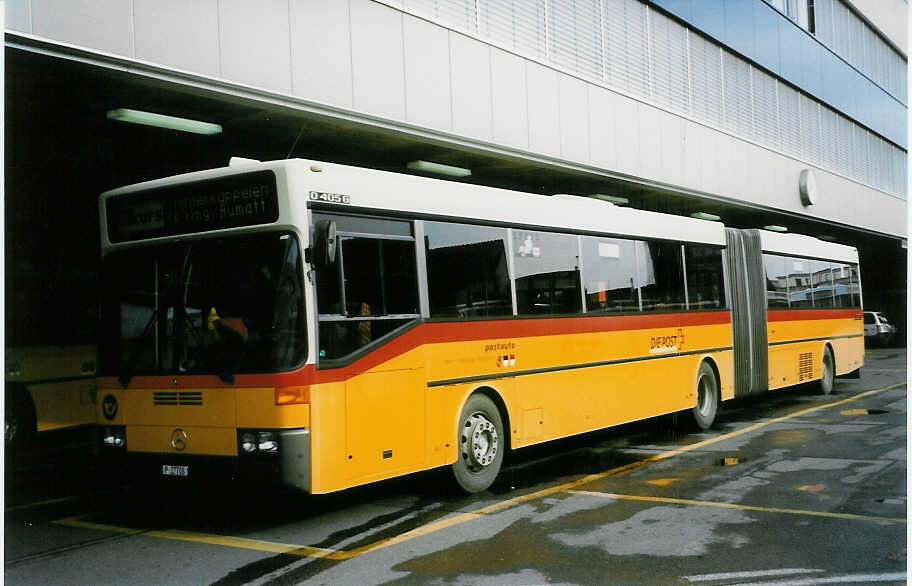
[818,346,835,395]
[692,362,719,431]
[452,394,504,494]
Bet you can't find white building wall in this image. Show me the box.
[403,15,451,132]
[848,0,907,54]
[134,0,221,79]
[5,0,906,238]
[491,48,529,149]
[351,0,406,120]
[291,0,353,108]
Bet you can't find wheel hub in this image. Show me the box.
[462,412,499,472]
[697,376,712,416]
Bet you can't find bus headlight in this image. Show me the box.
[257,432,278,453]
[238,430,279,455]
[102,426,126,449]
[240,432,258,454]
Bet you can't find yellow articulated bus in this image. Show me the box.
[96,159,863,493]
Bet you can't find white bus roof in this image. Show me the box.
[101,159,853,256]
[287,159,725,245]
[757,230,859,264]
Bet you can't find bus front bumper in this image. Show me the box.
[98,427,311,493]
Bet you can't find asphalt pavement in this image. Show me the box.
[4,347,907,585]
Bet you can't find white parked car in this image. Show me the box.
[864,311,896,347]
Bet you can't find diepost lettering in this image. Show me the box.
[649,332,679,354]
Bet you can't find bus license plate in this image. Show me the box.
[162,465,189,477]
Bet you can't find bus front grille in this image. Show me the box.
[153,391,203,406]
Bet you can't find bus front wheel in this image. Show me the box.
[692,362,719,431]
[452,394,504,494]
[5,385,36,452]
[818,346,835,395]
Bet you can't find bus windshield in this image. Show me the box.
[100,231,306,382]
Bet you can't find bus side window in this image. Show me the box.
[810,259,834,308]
[849,263,861,308]
[513,230,581,316]
[639,241,685,312]
[425,222,512,319]
[832,263,853,308]
[788,258,813,308]
[684,244,725,310]
[580,236,639,314]
[313,214,419,362]
[340,237,418,317]
[764,254,790,308]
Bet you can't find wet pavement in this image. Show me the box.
[5,348,907,585]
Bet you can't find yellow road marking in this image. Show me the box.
[568,490,906,525]
[54,515,146,536]
[53,516,344,560]
[647,478,679,487]
[52,382,906,560]
[841,408,869,416]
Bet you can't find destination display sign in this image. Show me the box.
[106,170,279,243]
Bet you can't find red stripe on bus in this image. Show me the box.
[767,309,862,322]
[97,311,731,390]
[310,311,731,384]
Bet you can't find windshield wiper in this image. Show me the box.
[213,321,248,384]
[119,308,159,388]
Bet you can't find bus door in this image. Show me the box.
[724,228,768,397]
[313,213,425,482]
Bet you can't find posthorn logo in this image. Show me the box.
[102,394,118,420]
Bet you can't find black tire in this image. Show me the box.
[451,394,504,494]
[842,367,861,379]
[818,346,835,395]
[5,385,37,452]
[691,362,719,431]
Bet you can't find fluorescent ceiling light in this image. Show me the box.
[764,225,788,232]
[690,212,720,221]
[407,160,471,177]
[107,108,222,135]
[590,193,629,205]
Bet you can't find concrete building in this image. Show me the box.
[5,0,907,348]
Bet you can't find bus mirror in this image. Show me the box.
[312,220,337,267]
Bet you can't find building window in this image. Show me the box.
[405,0,907,199]
[766,0,816,34]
